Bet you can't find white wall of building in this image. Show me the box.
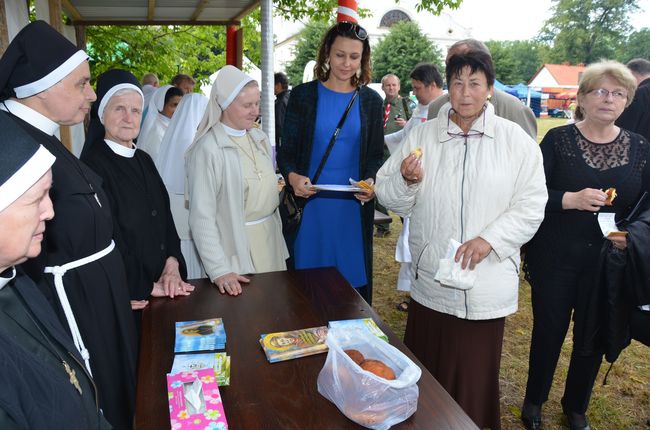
[529,67,559,88]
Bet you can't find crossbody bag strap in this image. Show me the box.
[311,88,360,185]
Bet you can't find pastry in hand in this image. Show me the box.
[604,187,617,206]
[410,147,422,158]
[357,180,374,193]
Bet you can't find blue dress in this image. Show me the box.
[294,82,367,288]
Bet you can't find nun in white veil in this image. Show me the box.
[156,93,208,279]
[186,65,288,296]
[138,84,182,162]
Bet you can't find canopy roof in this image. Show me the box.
[61,0,259,26]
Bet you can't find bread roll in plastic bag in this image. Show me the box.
[317,327,421,429]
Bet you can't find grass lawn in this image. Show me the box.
[371,118,649,429]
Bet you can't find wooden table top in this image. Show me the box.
[135,268,478,430]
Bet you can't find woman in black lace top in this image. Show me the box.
[521,61,649,430]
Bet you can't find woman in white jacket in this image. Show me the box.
[375,51,547,430]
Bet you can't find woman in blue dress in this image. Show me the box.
[277,21,384,303]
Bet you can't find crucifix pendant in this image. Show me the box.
[63,360,82,395]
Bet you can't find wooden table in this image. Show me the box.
[135,268,478,429]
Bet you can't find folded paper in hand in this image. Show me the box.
[434,239,477,290]
[597,213,628,238]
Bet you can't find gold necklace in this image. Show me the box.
[229,133,262,179]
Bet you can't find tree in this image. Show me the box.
[85,10,261,86]
[371,21,443,94]
[273,0,463,21]
[486,40,549,84]
[284,20,331,87]
[619,28,650,63]
[538,0,639,64]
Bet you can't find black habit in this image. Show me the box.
[2,109,137,430]
[81,139,186,317]
[0,268,112,429]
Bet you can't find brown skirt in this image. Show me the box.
[404,300,505,430]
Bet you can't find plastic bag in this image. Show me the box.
[317,327,422,430]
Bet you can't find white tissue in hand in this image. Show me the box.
[434,239,477,290]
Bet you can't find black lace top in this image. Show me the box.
[525,124,650,274]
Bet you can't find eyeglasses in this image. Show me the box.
[588,88,627,101]
[446,106,486,139]
[336,22,368,41]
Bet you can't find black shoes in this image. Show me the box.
[561,400,592,430]
[521,400,542,430]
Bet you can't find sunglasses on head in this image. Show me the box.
[336,21,368,41]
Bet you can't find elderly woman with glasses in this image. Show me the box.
[375,50,547,429]
[521,61,650,430]
[276,21,384,304]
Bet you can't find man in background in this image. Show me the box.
[172,73,196,94]
[274,72,291,147]
[384,63,444,311]
[142,72,160,111]
[377,74,412,237]
[616,58,650,141]
[428,39,537,140]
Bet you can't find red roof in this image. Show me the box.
[530,64,586,86]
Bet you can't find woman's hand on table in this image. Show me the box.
[130,300,149,310]
[562,188,607,211]
[156,257,195,298]
[214,272,250,296]
[455,237,493,270]
[400,153,423,186]
[354,178,375,204]
[288,172,317,198]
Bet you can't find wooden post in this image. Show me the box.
[0,0,9,55]
[226,25,237,66]
[48,0,73,152]
[235,27,243,69]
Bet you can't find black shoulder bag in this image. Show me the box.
[280,88,360,237]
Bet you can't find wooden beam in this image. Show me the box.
[71,19,240,26]
[48,0,73,152]
[74,24,85,50]
[232,0,259,21]
[0,0,9,56]
[147,0,155,20]
[190,0,209,21]
[48,0,63,32]
[61,0,83,22]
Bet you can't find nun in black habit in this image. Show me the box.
[0,21,137,430]
[81,70,193,324]
[0,114,112,429]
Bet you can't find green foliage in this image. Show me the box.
[371,21,444,94]
[485,40,550,84]
[273,0,462,21]
[85,10,261,87]
[284,20,332,87]
[538,0,639,64]
[86,25,225,86]
[619,28,650,63]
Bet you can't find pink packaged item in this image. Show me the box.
[167,368,228,429]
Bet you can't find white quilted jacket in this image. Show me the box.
[376,102,547,320]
